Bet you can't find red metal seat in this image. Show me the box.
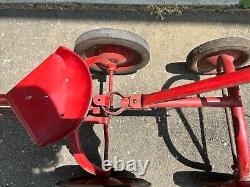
[7,47,92,147]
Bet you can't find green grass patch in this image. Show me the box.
[240,0,250,8]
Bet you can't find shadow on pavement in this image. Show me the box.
[119,62,213,174]
[155,63,212,172]
[0,107,102,186]
[165,62,190,75]
[173,171,233,187]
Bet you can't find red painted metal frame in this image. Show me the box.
[219,54,250,181]
[142,66,250,106]
[1,49,250,183]
[143,97,241,108]
[0,94,8,106]
[65,53,118,177]
[68,54,116,177]
[80,53,250,181]
[69,129,110,177]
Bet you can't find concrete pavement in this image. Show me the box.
[1,7,250,187]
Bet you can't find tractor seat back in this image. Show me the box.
[7,47,92,146]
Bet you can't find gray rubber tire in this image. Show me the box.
[186,37,250,74]
[74,28,150,75]
[55,177,151,187]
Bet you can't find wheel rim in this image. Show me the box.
[83,44,143,74]
[196,50,248,73]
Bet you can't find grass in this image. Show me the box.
[146,5,184,20]
[240,0,250,8]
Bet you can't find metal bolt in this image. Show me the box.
[25,95,32,100]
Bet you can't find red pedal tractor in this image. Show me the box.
[1,28,250,186]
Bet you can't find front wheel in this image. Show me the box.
[56,177,151,187]
[74,28,150,75]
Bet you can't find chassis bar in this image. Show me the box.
[142,65,250,106]
[146,97,241,108]
[220,54,250,181]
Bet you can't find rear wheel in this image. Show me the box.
[186,37,250,74]
[74,28,150,75]
[202,180,250,187]
[56,177,151,187]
